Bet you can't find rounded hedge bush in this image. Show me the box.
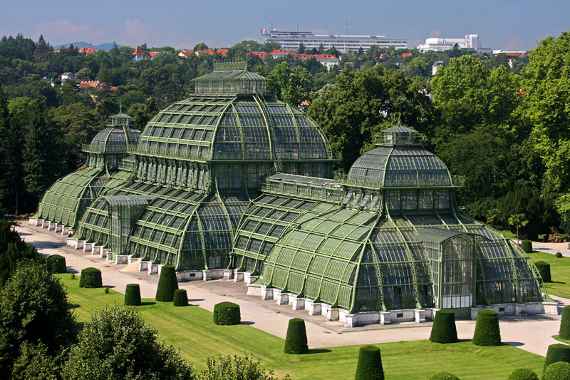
[430,310,458,343]
[284,318,308,354]
[46,254,66,273]
[355,345,384,380]
[429,372,461,380]
[155,265,178,302]
[472,309,501,346]
[124,284,141,306]
[560,306,570,340]
[213,302,241,325]
[173,289,188,307]
[79,267,102,288]
[545,344,570,372]
[535,261,552,283]
[521,240,533,253]
[508,368,539,380]
[544,362,570,380]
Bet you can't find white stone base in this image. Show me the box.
[202,269,225,281]
[244,272,258,285]
[115,255,129,264]
[340,311,380,328]
[66,238,82,249]
[176,270,203,281]
[83,242,95,253]
[273,289,289,305]
[148,262,159,274]
[289,295,305,310]
[380,311,392,325]
[260,286,274,300]
[139,261,150,272]
[247,284,262,297]
[28,218,40,226]
[306,299,322,316]
[223,269,234,280]
[321,304,339,321]
[233,271,244,282]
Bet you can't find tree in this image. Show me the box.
[63,306,193,380]
[198,355,285,380]
[193,42,209,52]
[0,90,24,214]
[508,213,529,240]
[10,342,60,380]
[0,261,77,376]
[308,65,437,170]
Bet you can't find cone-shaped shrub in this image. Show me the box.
[46,254,66,273]
[535,261,552,283]
[429,373,461,380]
[79,267,102,288]
[355,345,384,380]
[508,368,539,380]
[155,265,178,302]
[473,309,501,346]
[545,344,570,373]
[544,362,570,380]
[173,289,188,307]
[284,318,308,354]
[213,302,241,325]
[124,284,141,306]
[560,306,570,340]
[521,240,533,253]
[430,310,458,343]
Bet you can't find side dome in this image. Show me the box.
[347,126,453,188]
[87,113,140,154]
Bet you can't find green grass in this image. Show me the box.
[530,252,570,299]
[59,274,544,380]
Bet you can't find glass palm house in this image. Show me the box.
[36,63,544,326]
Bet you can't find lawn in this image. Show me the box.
[59,274,544,380]
[530,252,570,299]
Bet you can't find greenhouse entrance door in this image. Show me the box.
[439,235,476,309]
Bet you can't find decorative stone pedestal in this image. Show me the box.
[322,304,339,321]
[244,272,258,285]
[415,309,426,323]
[306,299,322,316]
[115,255,129,264]
[66,238,82,249]
[148,262,159,274]
[273,289,289,305]
[260,286,273,300]
[223,269,233,280]
[83,242,95,253]
[246,284,261,297]
[289,295,305,310]
[380,311,392,325]
[139,261,150,272]
[233,271,244,282]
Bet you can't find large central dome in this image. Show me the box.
[347,126,453,189]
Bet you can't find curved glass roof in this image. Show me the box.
[86,127,141,154]
[347,126,452,189]
[135,96,331,163]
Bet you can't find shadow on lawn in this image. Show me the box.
[240,321,255,325]
[307,348,332,354]
[549,281,566,284]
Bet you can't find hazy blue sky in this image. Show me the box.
[1,0,568,50]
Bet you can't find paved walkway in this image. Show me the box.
[17,223,566,356]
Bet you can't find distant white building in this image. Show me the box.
[261,28,408,54]
[60,72,75,83]
[418,34,484,52]
[432,61,444,76]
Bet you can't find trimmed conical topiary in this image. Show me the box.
[544,362,570,380]
[355,345,384,380]
[155,265,178,302]
[79,267,102,288]
[545,344,570,373]
[213,302,241,325]
[535,261,552,283]
[284,318,308,354]
[473,309,501,346]
[429,373,461,380]
[430,310,458,343]
[173,289,188,307]
[508,368,538,380]
[46,254,66,273]
[560,306,570,340]
[124,284,141,306]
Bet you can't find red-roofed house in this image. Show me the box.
[177,49,193,59]
[79,47,97,55]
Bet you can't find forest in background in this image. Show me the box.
[0,33,569,240]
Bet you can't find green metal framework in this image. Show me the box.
[71,63,335,270]
[233,126,543,312]
[37,114,140,228]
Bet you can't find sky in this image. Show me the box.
[1,0,568,50]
